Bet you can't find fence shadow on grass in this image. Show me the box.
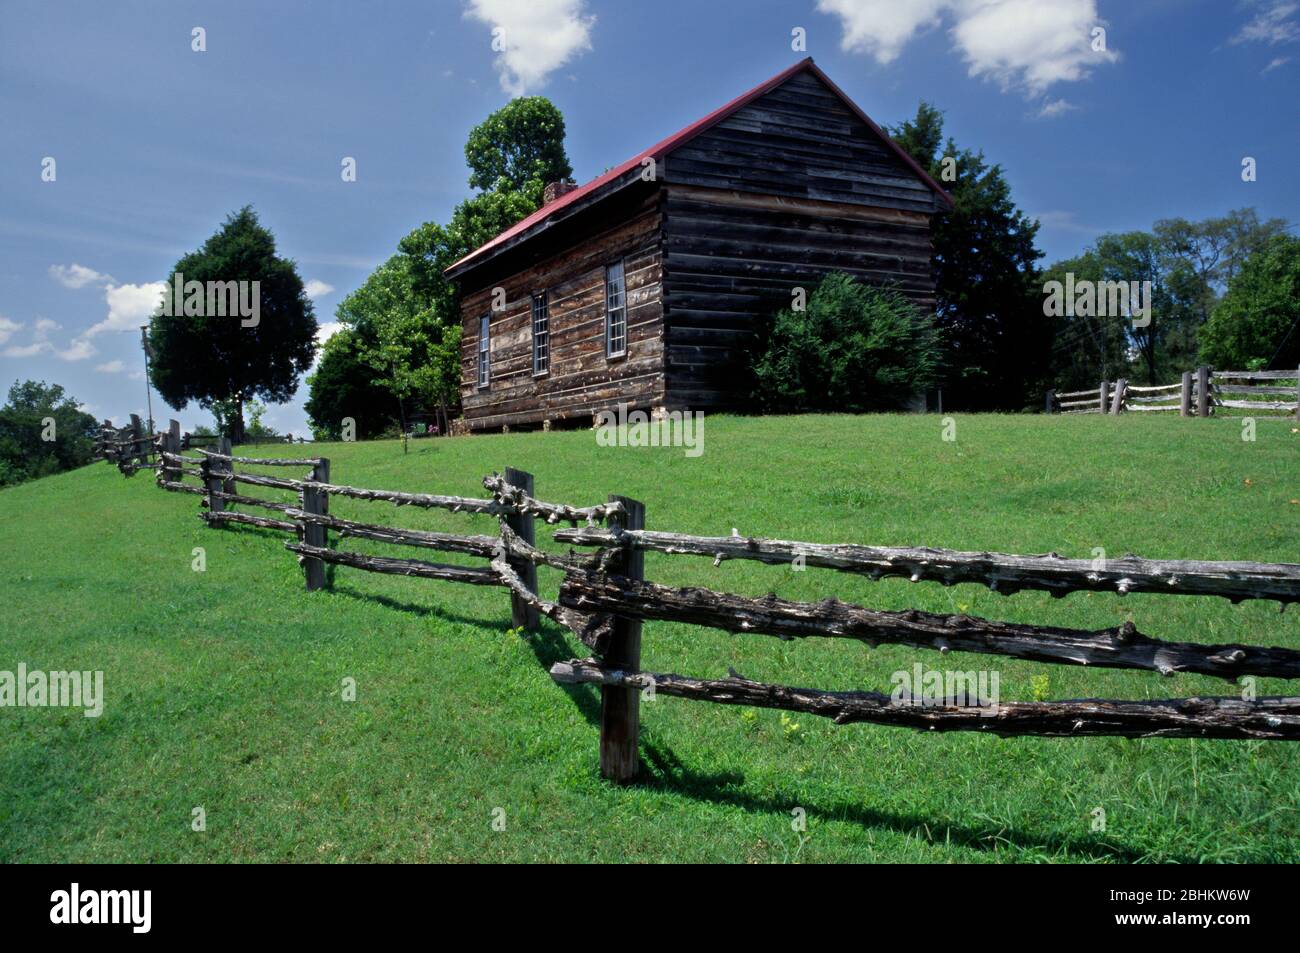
[632,737,1172,864]
[328,584,516,637]
[520,616,1165,862]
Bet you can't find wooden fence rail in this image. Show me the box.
[107,418,1300,786]
[551,526,1300,604]
[1047,365,1299,419]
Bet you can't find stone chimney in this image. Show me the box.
[543,180,578,205]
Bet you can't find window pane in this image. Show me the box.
[478,314,490,387]
[532,292,549,375]
[606,261,626,358]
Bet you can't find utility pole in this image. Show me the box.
[140,326,155,438]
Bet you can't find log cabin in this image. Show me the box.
[445,57,952,432]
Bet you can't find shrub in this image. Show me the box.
[752,273,941,413]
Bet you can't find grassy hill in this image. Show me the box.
[1,413,1297,862]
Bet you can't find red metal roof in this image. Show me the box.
[446,58,953,276]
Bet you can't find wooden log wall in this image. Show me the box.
[661,186,937,408]
[659,69,942,410]
[457,193,665,431]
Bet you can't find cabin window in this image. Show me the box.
[477,314,490,388]
[605,260,626,359]
[532,292,550,376]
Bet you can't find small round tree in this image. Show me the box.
[752,273,942,413]
[463,96,572,194]
[305,328,400,441]
[147,206,317,443]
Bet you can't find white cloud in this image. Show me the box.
[49,263,114,289]
[0,316,20,346]
[1,317,60,357]
[95,360,126,373]
[84,281,166,338]
[1233,1,1300,45]
[816,0,948,63]
[1032,209,1101,236]
[464,0,595,95]
[315,321,343,351]
[1263,55,1291,71]
[1036,97,1077,118]
[57,338,96,362]
[818,0,1117,94]
[309,321,344,370]
[304,279,335,299]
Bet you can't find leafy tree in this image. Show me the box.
[888,103,1046,410]
[325,98,569,430]
[1199,235,1300,370]
[0,380,97,487]
[1044,211,1292,388]
[1152,209,1288,368]
[752,273,941,413]
[147,206,317,443]
[1092,231,1180,384]
[1154,209,1289,299]
[331,253,461,427]
[305,328,399,440]
[464,97,572,193]
[1040,252,1129,390]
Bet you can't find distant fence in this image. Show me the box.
[96,418,1300,784]
[94,415,153,473]
[1047,366,1300,418]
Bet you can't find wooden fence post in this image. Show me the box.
[504,467,539,630]
[301,458,330,591]
[1099,381,1109,413]
[217,436,234,499]
[1196,365,1211,418]
[163,419,181,482]
[1044,390,1055,414]
[1109,379,1127,414]
[202,449,224,516]
[128,413,146,465]
[600,494,645,783]
[1180,371,1193,417]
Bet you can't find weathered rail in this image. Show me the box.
[556,571,1300,682]
[551,661,1300,740]
[552,527,1300,604]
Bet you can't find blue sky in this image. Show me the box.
[1,0,1296,434]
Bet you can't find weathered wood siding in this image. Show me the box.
[664,70,941,214]
[459,196,664,430]
[660,70,940,410]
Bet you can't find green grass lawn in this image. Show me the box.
[1,413,1298,863]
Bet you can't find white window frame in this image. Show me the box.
[605,260,627,359]
[477,314,490,389]
[532,292,550,377]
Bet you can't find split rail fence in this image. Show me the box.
[1047,366,1300,418]
[96,418,1300,783]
